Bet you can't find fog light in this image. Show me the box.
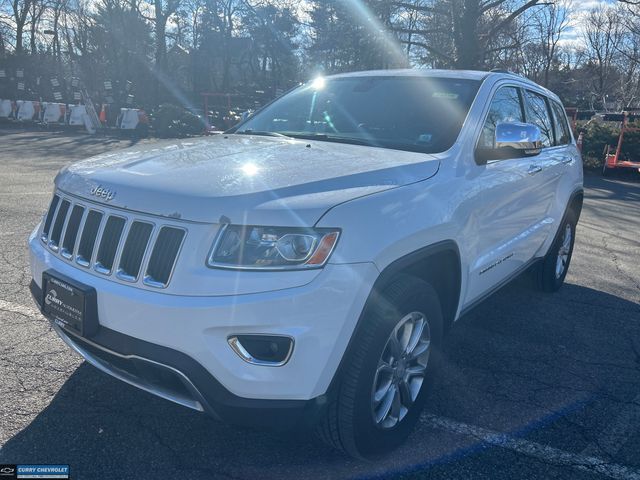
[228,335,294,366]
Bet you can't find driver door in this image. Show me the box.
[462,85,555,305]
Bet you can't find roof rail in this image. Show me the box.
[490,68,514,74]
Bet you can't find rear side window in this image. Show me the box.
[523,90,554,148]
[479,86,524,148]
[550,101,571,145]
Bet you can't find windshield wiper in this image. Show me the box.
[235,129,291,138]
[283,133,377,147]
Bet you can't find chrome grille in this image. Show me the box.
[49,199,70,250]
[42,194,60,240]
[41,194,186,288]
[61,205,85,259]
[144,227,186,288]
[95,216,126,274]
[77,210,103,267]
[117,221,153,282]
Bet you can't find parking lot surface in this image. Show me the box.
[0,129,639,479]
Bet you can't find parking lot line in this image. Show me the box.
[581,393,640,458]
[423,414,640,480]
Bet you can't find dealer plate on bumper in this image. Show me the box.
[42,270,99,337]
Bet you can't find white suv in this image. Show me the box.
[29,69,583,458]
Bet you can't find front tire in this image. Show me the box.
[317,275,443,459]
[536,209,577,292]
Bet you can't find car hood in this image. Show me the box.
[56,135,440,225]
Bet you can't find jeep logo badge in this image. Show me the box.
[90,185,116,202]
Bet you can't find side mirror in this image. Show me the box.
[476,122,543,164]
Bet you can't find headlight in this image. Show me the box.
[207,225,340,270]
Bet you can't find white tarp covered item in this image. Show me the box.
[119,108,142,130]
[0,100,12,118]
[42,103,66,124]
[68,105,88,126]
[16,101,39,121]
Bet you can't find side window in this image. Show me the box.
[551,101,571,145]
[478,86,524,148]
[523,90,554,148]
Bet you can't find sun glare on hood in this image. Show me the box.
[241,163,260,176]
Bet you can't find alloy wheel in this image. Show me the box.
[371,311,431,429]
[556,223,573,279]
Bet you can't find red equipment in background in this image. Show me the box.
[565,107,583,153]
[565,107,578,133]
[602,112,640,176]
[201,93,244,132]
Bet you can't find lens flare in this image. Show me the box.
[311,77,326,90]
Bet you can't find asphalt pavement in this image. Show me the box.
[0,128,639,479]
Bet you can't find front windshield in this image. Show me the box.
[235,75,480,154]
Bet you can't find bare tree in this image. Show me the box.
[10,0,33,53]
[528,0,571,86]
[134,0,184,73]
[583,5,625,110]
[28,0,49,54]
[48,0,69,59]
[392,0,549,69]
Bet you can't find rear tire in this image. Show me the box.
[535,209,577,292]
[317,275,443,459]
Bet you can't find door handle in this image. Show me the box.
[561,156,573,165]
[528,165,543,175]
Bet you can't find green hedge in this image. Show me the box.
[579,121,640,169]
[152,104,204,138]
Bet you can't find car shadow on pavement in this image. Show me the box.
[1,280,639,479]
[585,171,640,202]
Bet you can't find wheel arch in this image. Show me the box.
[547,187,583,254]
[321,240,462,412]
[568,188,584,220]
[372,240,462,330]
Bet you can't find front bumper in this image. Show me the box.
[29,233,378,423]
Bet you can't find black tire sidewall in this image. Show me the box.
[348,279,444,458]
[543,210,577,291]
